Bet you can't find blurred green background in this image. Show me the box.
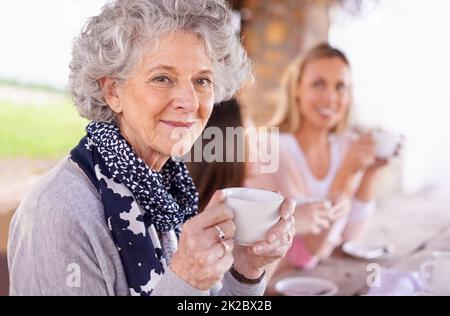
[0,84,87,158]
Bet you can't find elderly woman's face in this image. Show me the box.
[105,32,215,158]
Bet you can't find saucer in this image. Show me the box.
[275,276,339,296]
[342,241,395,260]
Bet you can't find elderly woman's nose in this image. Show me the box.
[173,83,200,112]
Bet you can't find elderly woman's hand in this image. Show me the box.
[232,198,296,280]
[171,191,236,290]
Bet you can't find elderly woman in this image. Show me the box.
[8,0,295,296]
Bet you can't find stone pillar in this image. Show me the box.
[237,0,332,125]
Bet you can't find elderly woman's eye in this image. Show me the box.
[150,75,173,85]
[195,78,212,88]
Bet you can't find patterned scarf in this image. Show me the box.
[70,121,198,295]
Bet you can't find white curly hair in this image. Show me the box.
[69,0,252,122]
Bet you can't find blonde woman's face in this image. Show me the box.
[297,57,351,131]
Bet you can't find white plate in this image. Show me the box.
[275,276,339,296]
[342,241,395,260]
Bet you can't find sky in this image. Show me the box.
[0,0,106,88]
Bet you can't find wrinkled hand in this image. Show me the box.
[232,198,296,279]
[171,191,235,290]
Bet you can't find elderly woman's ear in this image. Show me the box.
[100,77,122,114]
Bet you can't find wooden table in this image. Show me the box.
[0,253,8,296]
[267,193,450,296]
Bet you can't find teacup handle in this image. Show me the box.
[419,261,433,291]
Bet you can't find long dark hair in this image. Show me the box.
[186,99,246,212]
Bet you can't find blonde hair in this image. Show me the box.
[270,43,352,133]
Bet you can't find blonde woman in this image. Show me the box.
[250,43,397,273]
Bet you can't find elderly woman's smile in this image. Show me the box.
[159,120,195,129]
[102,31,214,169]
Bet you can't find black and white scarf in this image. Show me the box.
[70,121,198,295]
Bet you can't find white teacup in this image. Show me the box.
[420,250,450,295]
[372,128,402,159]
[223,187,284,245]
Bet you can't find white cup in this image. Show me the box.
[420,251,450,295]
[223,187,284,245]
[372,128,402,159]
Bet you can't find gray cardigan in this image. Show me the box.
[7,157,266,296]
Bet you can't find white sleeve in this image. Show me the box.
[327,198,376,245]
[347,198,376,223]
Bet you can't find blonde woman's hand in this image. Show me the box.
[171,191,236,290]
[342,132,377,174]
[294,201,333,235]
[366,135,403,173]
[328,196,352,222]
